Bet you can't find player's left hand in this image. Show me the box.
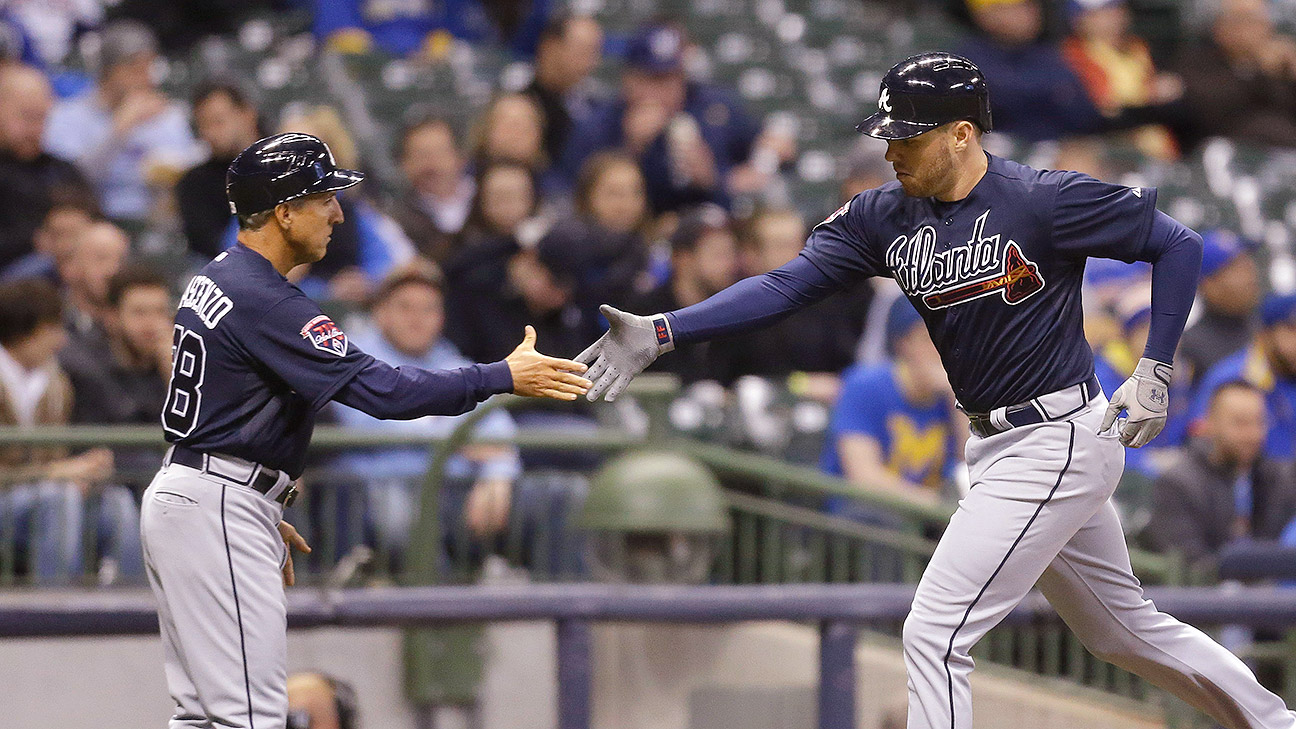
[278,520,312,587]
[1101,357,1172,448]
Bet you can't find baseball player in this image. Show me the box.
[578,53,1296,728]
[141,132,590,729]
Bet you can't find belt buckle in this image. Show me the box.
[282,484,298,507]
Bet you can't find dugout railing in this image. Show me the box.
[7,582,1296,729]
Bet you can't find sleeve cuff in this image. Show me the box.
[481,360,515,396]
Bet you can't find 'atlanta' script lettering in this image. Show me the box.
[885,210,1045,310]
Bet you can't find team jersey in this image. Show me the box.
[802,153,1158,412]
[162,244,376,476]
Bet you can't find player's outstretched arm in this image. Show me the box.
[577,305,674,402]
[578,237,862,402]
[506,325,593,401]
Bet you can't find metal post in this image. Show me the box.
[819,620,857,729]
[557,618,593,729]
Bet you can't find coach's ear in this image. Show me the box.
[274,201,293,229]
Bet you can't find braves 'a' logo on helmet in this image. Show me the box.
[879,87,892,113]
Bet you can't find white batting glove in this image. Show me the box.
[576,305,674,402]
[1100,357,1172,448]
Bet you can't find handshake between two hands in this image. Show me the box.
[505,307,670,403]
[507,306,1176,449]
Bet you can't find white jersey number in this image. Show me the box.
[162,325,207,437]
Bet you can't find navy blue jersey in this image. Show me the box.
[802,153,1157,412]
[162,244,512,477]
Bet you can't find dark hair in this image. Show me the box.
[1208,379,1266,409]
[574,150,643,219]
[670,204,731,256]
[369,259,444,309]
[192,79,255,112]
[40,183,102,227]
[463,160,538,236]
[106,263,171,308]
[0,278,63,346]
[470,92,546,168]
[395,116,458,162]
[539,11,588,45]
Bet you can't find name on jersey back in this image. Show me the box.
[179,275,234,329]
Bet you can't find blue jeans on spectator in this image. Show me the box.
[361,471,587,579]
[0,481,142,584]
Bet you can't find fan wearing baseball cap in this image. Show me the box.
[555,22,794,213]
[1180,230,1262,383]
[1189,291,1296,459]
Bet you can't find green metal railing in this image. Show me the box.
[0,381,1276,726]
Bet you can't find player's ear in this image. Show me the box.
[951,121,973,152]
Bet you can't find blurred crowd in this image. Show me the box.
[3,0,1296,586]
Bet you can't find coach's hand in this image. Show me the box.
[278,520,311,587]
[577,305,674,402]
[1101,357,1172,448]
[506,326,591,401]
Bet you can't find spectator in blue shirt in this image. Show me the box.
[42,21,200,223]
[1190,293,1296,460]
[332,263,522,568]
[1180,230,1262,386]
[958,0,1106,141]
[822,297,965,509]
[556,23,789,213]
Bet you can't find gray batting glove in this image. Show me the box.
[576,305,675,402]
[1100,357,1172,448]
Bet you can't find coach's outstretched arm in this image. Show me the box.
[1100,210,1203,447]
[336,326,590,418]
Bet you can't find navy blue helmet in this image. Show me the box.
[225,133,365,217]
[856,52,992,140]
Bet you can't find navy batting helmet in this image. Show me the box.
[226,133,365,217]
[856,52,992,140]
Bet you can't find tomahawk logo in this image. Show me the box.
[300,315,348,356]
[886,210,1045,310]
[879,87,892,113]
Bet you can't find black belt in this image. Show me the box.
[965,374,1101,438]
[167,445,298,506]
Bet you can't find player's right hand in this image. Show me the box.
[577,305,674,402]
[505,326,591,401]
[1101,357,1172,448]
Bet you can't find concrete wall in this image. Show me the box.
[0,621,1163,729]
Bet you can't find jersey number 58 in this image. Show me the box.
[163,325,207,437]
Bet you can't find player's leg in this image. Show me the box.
[903,405,1122,729]
[1039,499,1296,729]
[141,472,211,728]
[142,468,289,728]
